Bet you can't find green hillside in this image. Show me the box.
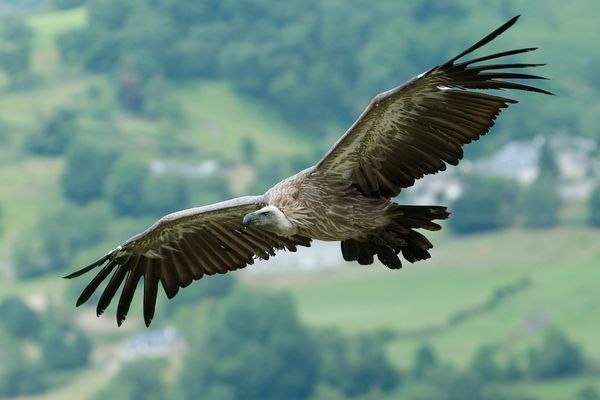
[271,228,600,363]
[1,2,599,400]
[242,227,600,399]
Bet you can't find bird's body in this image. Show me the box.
[268,167,391,241]
[65,16,551,326]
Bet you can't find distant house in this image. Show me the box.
[403,171,463,205]
[149,159,218,178]
[405,135,600,203]
[473,136,544,184]
[121,327,185,361]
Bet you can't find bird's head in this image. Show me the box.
[242,205,297,236]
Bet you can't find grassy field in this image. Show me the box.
[174,81,314,162]
[280,228,600,363]
[241,226,600,399]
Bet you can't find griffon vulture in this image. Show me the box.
[65,15,551,326]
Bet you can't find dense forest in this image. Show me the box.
[1,0,600,399]
[53,0,594,150]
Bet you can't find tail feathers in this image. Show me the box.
[340,205,449,269]
[390,205,450,231]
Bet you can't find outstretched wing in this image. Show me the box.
[64,196,311,326]
[315,15,552,198]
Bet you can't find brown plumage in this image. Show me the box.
[65,15,551,326]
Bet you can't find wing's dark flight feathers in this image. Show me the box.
[97,263,129,316]
[187,235,223,275]
[143,263,159,327]
[352,167,371,195]
[421,107,486,134]
[210,228,247,266]
[240,228,280,255]
[441,15,521,67]
[399,140,447,171]
[183,233,219,274]
[422,116,473,142]
[221,226,272,259]
[374,168,402,197]
[458,72,547,81]
[116,262,143,326]
[361,164,381,194]
[159,258,180,299]
[179,240,208,280]
[210,223,258,260]
[199,233,241,272]
[75,259,118,307]
[63,252,112,279]
[420,109,480,145]
[192,234,234,275]
[292,235,312,248]
[235,224,281,255]
[199,231,237,270]
[403,133,459,166]
[469,62,546,72]
[167,249,193,288]
[454,80,552,94]
[450,48,537,70]
[185,254,205,280]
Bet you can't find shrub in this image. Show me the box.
[518,177,561,228]
[26,108,77,156]
[61,138,120,204]
[588,182,600,227]
[449,176,518,234]
[527,328,584,379]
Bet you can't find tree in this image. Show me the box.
[105,157,190,217]
[449,176,518,234]
[537,139,559,179]
[518,177,561,228]
[61,138,120,204]
[470,346,501,382]
[527,328,584,379]
[241,137,257,163]
[578,386,600,400]
[316,330,399,397]
[93,360,166,400]
[165,274,235,313]
[0,297,40,339]
[588,182,600,227]
[26,108,78,155]
[0,332,46,397]
[0,16,33,86]
[179,291,319,400]
[412,344,438,380]
[105,156,150,216]
[40,319,92,370]
[12,202,112,277]
[52,0,86,9]
[142,172,189,217]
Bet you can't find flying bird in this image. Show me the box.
[65,15,551,326]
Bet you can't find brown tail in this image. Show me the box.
[340,205,449,269]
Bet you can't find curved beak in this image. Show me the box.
[243,212,258,226]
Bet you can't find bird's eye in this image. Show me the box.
[263,211,271,216]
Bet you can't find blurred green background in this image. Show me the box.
[1,0,599,399]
